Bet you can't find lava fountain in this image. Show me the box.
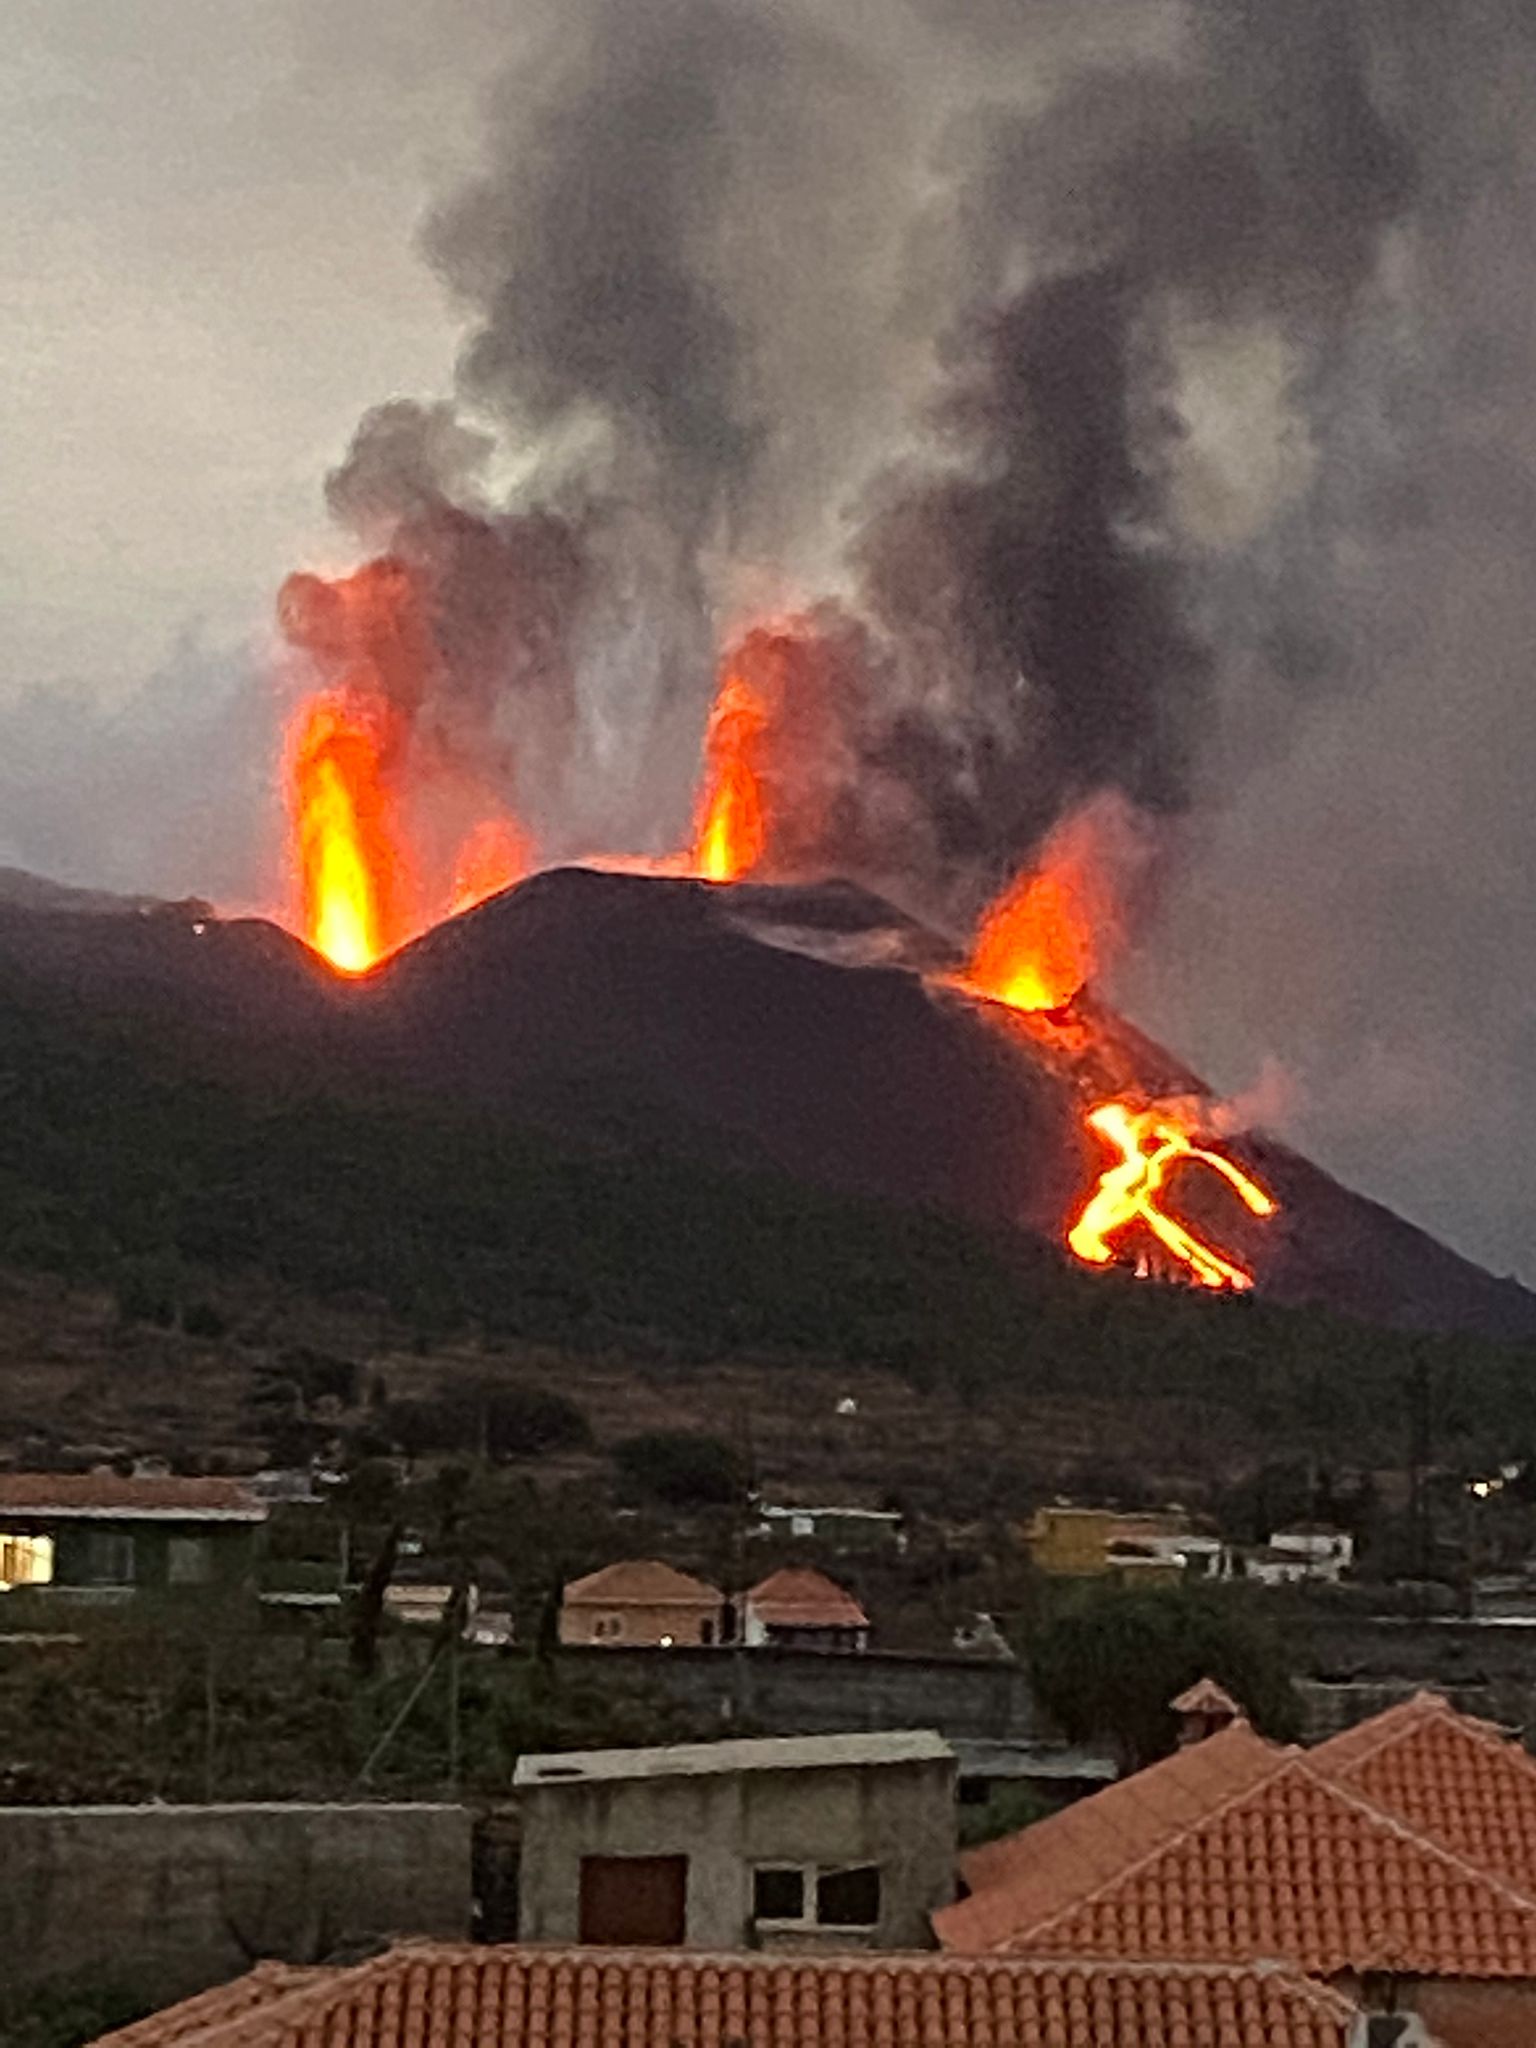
[693,667,770,883]
[278,556,533,973]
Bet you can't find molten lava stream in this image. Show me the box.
[693,669,769,882]
[1068,1101,1278,1291]
[286,693,406,976]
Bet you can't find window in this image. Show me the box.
[753,1867,805,1922]
[817,1865,882,1928]
[0,1533,53,1590]
[592,1614,624,1640]
[79,1531,135,1585]
[752,1863,881,1931]
[168,1536,212,1585]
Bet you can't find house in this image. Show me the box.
[753,1504,905,1552]
[514,1729,954,1950]
[742,1567,868,1650]
[1269,1523,1355,1581]
[939,1685,1536,2048]
[0,1474,267,1599]
[1024,1505,1225,1579]
[87,1944,1374,2048]
[558,1560,725,1647]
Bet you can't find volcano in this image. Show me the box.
[0,864,1531,1344]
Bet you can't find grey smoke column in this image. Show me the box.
[846,0,1414,908]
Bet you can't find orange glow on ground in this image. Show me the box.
[449,815,533,918]
[1068,1100,1278,1291]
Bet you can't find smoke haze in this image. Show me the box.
[5,0,1536,1280]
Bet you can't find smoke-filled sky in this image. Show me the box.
[4,0,1535,1285]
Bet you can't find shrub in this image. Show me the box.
[612,1431,747,1507]
[481,1386,591,1461]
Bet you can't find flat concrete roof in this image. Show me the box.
[515,1729,953,1788]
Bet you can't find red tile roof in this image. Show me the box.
[562,1560,722,1607]
[943,1719,1285,1948]
[88,1944,1364,2048]
[964,1755,1536,1979]
[1311,1687,1536,1895]
[746,1567,868,1629]
[0,1474,266,1521]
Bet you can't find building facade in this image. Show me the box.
[742,1568,868,1651]
[558,1560,725,1648]
[515,1730,955,1952]
[0,1474,267,1600]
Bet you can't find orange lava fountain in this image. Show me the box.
[968,862,1096,1012]
[1068,1101,1278,1291]
[693,669,769,882]
[279,557,534,973]
[285,692,409,976]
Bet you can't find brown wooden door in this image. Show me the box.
[578,1854,688,1944]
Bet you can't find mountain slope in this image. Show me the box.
[0,864,1529,1343]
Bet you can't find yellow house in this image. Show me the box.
[1024,1506,1204,1580]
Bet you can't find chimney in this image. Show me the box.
[1169,1676,1243,1747]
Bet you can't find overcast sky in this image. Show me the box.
[4,1,1534,1287]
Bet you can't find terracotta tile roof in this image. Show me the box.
[562,1560,722,1607]
[0,1473,267,1521]
[1170,1676,1242,1717]
[746,1566,868,1629]
[1310,1686,1536,1895]
[942,1719,1285,1948]
[970,1755,1536,1978]
[87,1944,1364,2048]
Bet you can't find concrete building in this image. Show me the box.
[515,1730,955,1951]
[742,1567,868,1651]
[558,1560,725,1648]
[0,1474,267,1601]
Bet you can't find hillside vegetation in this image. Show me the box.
[0,969,1531,1477]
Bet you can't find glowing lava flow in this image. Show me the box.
[1068,1101,1278,1291]
[693,669,769,882]
[286,693,406,975]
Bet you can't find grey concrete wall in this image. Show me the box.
[0,1803,472,2006]
[520,1757,955,1952]
[557,1644,1042,1743]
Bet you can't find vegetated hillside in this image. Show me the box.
[0,900,1532,1489]
[0,865,1531,1344]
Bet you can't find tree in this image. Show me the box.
[1026,1580,1300,1771]
[612,1431,748,1507]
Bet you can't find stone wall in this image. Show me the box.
[0,1802,471,2007]
[556,1644,1042,1743]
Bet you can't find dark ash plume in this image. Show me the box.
[836,0,1415,911]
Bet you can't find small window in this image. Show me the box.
[168,1537,212,1585]
[753,1868,805,1922]
[81,1531,135,1586]
[817,1865,881,1928]
[593,1614,623,1640]
[753,1863,880,1931]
